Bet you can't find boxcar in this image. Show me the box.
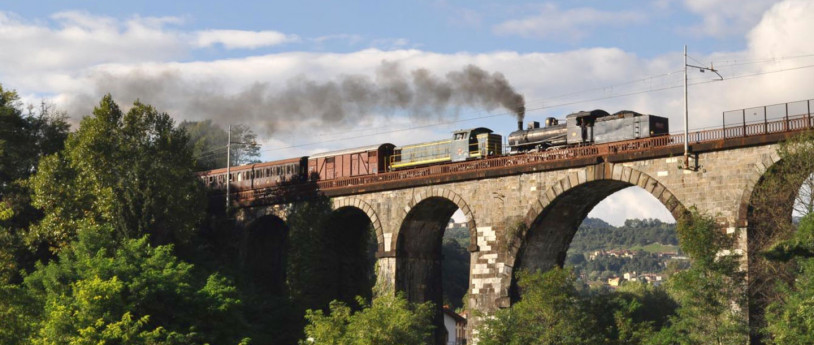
[308,143,395,181]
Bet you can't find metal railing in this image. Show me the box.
[312,99,813,191]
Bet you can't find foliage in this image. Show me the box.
[20,223,247,345]
[650,208,748,345]
[442,236,469,310]
[478,268,604,345]
[569,218,678,254]
[0,274,37,345]
[300,293,434,345]
[180,120,260,170]
[763,214,814,344]
[28,95,205,250]
[0,84,70,282]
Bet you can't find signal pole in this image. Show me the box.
[684,45,689,169]
[683,45,723,170]
[226,124,231,209]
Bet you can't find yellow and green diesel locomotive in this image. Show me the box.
[390,127,502,170]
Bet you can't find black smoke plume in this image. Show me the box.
[73,62,525,134]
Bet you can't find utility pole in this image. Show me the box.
[226,124,231,209]
[682,45,723,170]
[684,45,689,169]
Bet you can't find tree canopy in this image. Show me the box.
[4,223,248,345]
[28,95,205,250]
[301,293,434,345]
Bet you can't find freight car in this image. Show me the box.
[198,156,308,190]
[390,127,502,170]
[307,143,395,180]
[508,109,669,152]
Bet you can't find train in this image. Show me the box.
[198,109,669,191]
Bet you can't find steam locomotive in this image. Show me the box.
[198,109,669,191]
[508,109,669,152]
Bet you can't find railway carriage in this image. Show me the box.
[198,157,308,191]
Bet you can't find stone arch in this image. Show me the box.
[318,198,380,304]
[242,213,289,295]
[506,163,686,300]
[240,204,291,224]
[735,150,782,228]
[735,149,811,341]
[393,187,477,253]
[332,197,385,253]
[393,188,476,345]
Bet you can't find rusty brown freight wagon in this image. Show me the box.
[307,144,395,180]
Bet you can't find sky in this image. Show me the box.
[2,0,813,226]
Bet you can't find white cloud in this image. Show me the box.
[194,29,298,49]
[0,10,185,94]
[682,0,781,37]
[311,34,365,45]
[747,0,814,56]
[588,187,677,226]
[492,4,646,40]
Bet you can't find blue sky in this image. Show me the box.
[2,0,813,225]
[1,0,762,57]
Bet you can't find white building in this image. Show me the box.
[442,307,467,345]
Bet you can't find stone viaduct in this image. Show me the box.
[224,101,813,343]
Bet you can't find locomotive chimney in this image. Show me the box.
[517,120,523,131]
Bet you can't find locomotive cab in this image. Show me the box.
[451,127,501,162]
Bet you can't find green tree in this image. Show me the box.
[301,293,434,345]
[28,95,204,250]
[478,268,604,345]
[22,223,247,345]
[762,213,814,344]
[650,208,748,345]
[595,282,677,345]
[0,202,38,345]
[0,85,70,282]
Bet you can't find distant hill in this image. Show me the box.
[569,218,678,254]
[441,217,680,308]
[566,218,682,283]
